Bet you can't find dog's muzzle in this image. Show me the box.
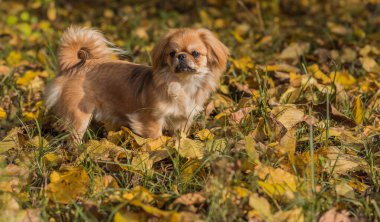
[175,61,196,73]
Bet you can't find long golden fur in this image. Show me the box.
[45,26,229,142]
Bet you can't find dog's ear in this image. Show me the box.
[151,29,178,70]
[198,28,229,72]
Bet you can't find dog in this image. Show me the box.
[45,26,229,143]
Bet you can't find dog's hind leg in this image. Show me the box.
[68,109,92,144]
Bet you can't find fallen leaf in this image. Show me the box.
[130,152,153,172]
[279,42,310,59]
[229,107,253,124]
[0,107,6,120]
[176,134,205,159]
[335,182,355,199]
[329,70,356,88]
[264,64,300,73]
[173,193,206,206]
[195,129,215,141]
[6,51,22,66]
[322,146,367,174]
[308,64,331,84]
[78,139,129,162]
[256,166,298,200]
[122,186,155,203]
[0,164,29,192]
[360,57,380,74]
[272,105,305,130]
[114,211,145,222]
[129,199,172,217]
[327,22,349,35]
[248,194,273,221]
[47,166,89,204]
[275,128,297,161]
[0,128,24,154]
[93,175,118,193]
[180,159,203,182]
[354,96,363,125]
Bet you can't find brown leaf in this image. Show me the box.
[173,193,206,206]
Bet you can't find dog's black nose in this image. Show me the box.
[178,54,186,60]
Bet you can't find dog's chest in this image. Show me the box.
[164,83,206,120]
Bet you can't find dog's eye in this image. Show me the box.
[191,51,200,58]
[169,51,176,58]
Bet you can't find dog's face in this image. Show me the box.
[151,28,229,76]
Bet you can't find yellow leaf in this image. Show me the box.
[248,195,273,221]
[290,72,302,88]
[307,64,331,84]
[47,166,89,204]
[256,166,298,201]
[329,70,356,88]
[79,139,129,162]
[107,130,125,144]
[272,106,305,130]
[231,30,244,43]
[6,51,22,66]
[233,186,253,198]
[129,199,172,217]
[180,159,202,182]
[322,146,366,174]
[0,107,6,120]
[28,136,48,149]
[275,128,296,162]
[16,70,40,86]
[114,211,143,222]
[93,175,118,193]
[42,153,60,166]
[47,2,56,21]
[0,128,23,153]
[142,136,171,152]
[196,129,215,141]
[122,127,147,146]
[131,152,153,172]
[199,10,212,27]
[0,164,29,193]
[245,136,259,164]
[335,182,355,199]
[176,135,205,159]
[22,111,36,121]
[354,96,363,125]
[232,56,254,73]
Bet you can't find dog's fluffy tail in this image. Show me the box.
[58,26,119,72]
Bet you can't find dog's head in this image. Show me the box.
[151,28,229,77]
